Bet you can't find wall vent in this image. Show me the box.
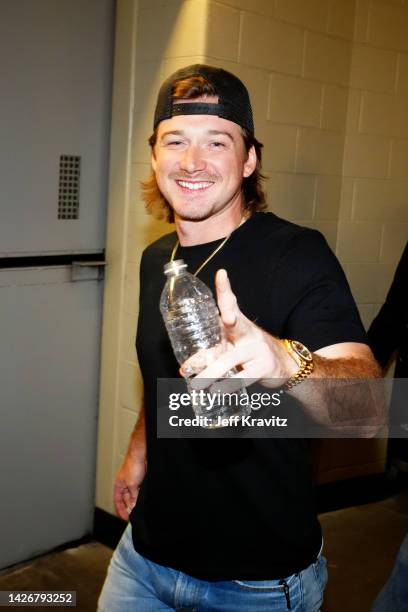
[58,155,81,219]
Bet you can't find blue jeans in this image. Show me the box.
[98,524,328,611]
[372,533,408,612]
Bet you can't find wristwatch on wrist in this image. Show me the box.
[282,339,314,391]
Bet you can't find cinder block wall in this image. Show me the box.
[96,0,407,513]
[338,0,408,327]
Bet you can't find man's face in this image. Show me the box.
[151,101,256,222]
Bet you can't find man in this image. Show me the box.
[369,243,408,612]
[368,241,408,477]
[99,65,381,611]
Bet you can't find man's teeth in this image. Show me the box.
[177,180,213,190]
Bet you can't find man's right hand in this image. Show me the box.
[114,454,147,521]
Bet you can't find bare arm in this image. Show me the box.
[288,343,384,432]
[187,270,384,434]
[114,404,147,521]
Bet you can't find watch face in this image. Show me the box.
[292,340,313,362]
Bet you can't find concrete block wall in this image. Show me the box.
[200,0,408,329]
[207,0,354,258]
[339,0,408,328]
[96,0,407,513]
[338,0,408,324]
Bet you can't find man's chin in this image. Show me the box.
[173,206,213,222]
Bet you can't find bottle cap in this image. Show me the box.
[163,259,188,275]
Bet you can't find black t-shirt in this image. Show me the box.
[131,212,367,581]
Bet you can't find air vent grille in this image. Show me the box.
[58,155,81,219]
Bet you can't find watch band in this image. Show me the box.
[282,339,314,391]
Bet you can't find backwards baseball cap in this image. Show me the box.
[153,64,254,134]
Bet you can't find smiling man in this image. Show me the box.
[98,65,382,611]
[151,110,255,227]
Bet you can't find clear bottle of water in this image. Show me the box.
[160,259,249,428]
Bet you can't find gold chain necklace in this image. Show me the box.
[170,216,246,276]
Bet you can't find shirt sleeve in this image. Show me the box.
[367,242,408,367]
[269,229,367,352]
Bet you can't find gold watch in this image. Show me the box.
[282,339,314,391]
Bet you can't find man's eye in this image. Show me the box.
[166,140,183,146]
[210,141,226,148]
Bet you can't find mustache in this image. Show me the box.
[170,173,218,182]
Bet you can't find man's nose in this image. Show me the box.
[179,145,206,173]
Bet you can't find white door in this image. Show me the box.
[0,0,115,568]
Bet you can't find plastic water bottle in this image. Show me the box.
[160,259,249,427]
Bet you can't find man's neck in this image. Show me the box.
[175,204,246,246]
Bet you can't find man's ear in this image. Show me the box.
[243,145,257,178]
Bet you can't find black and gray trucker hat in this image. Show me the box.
[153,64,254,134]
